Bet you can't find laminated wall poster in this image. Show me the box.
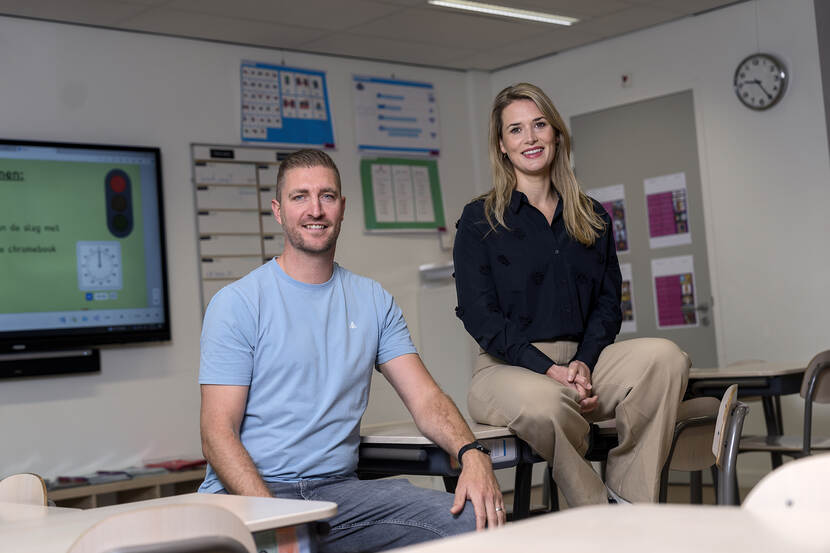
[241,62,334,147]
[644,172,691,249]
[651,255,698,329]
[619,262,636,334]
[360,157,445,231]
[586,183,629,253]
[353,75,440,155]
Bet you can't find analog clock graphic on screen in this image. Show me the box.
[77,241,123,291]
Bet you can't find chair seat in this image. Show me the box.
[587,397,720,471]
[740,434,830,453]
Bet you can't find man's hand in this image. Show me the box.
[379,353,506,530]
[449,450,505,530]
[545,361,598,413]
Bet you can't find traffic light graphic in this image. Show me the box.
[105,169,133,238]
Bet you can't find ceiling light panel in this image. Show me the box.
[427,0,578,26]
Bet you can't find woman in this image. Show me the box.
[453,83,689,507]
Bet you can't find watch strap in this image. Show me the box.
[457,440,491,467]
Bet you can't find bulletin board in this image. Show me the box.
[359,157,445,232]
[191,144,290,312]
[571,90,717,366]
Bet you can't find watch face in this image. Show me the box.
[734,53,787,110]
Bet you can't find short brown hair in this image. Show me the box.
[276,149,341,200]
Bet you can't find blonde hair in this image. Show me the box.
[483,83,604,246]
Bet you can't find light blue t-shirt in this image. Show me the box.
[198,260,416,492]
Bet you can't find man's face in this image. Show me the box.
[272,166,345,255]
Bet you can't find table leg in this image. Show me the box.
[546,466,559,512]
[761,396,783,469]
[512,463,532,520]
[774,395,784,433]
[689,471,703,504]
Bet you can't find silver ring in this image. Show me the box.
[494,506,503,512]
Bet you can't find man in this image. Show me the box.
[198,149,504,553]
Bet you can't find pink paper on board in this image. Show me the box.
[655,273,696,327]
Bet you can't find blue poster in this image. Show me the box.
[241,62,335,147]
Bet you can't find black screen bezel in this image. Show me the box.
[0,138,171,354]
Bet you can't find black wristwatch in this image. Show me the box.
[457,441,491,467]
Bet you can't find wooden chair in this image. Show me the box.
[0,472,48,506]
[742,453,830,511]
[67,504,256,553]
[739,349,830,459]
[711,384,749,505]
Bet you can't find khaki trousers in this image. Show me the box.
[468,338,689,507]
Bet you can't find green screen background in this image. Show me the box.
[0,159,147,313]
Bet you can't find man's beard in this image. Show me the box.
[283,219,341,254]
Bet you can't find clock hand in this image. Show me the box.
[745,79,773,99]
[98,248,102,268]
[754,81,773,99]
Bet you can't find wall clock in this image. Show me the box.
[734,53,788,110]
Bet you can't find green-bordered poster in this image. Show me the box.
[360,157,445,232]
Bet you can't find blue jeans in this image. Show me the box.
[266,476,476,553]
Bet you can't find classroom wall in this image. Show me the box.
[1,0,827,488]
[0,16,477,479]
[490,0,830,484]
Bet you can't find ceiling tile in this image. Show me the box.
[346,6,553,50]
[572,5,681,37]
[113,0,172,5]
[0,0,150,26]
[166,0,404,31]
[119,8,329,48]
[372,0,425,5]
[453,27,599,70]
[642,0,739,16]
[454,50,535,71]
[301,32,477,67]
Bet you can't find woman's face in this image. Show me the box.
[499,99,556,179]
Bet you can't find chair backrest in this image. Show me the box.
[712,384,739,468]
[667,396,720,472]
[800,349,830,403]
[67,504,257,553]
[743,454,830,511]
[0,472,48,506]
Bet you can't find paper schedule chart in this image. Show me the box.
[361,158,445,231]
[353,75,440,155]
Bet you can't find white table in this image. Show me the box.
[690,361,805,380]
[0,493,337,552]
[389,503,830,553]
[0,501,77,526]
[359,421,540,518]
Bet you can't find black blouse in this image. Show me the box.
[453,190,622,374]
